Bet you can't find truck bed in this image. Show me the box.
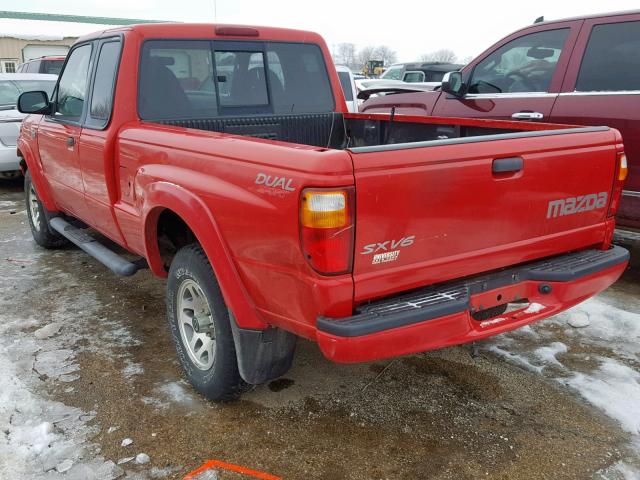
[155,111,579,151]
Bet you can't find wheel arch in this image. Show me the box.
[17,143,58,211]
[142,181,268,330]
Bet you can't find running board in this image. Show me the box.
[50,217,146,277]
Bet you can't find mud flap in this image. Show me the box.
[230,312,297,385]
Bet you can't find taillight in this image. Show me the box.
[300,188,354,275]
[618,153,628,181]
[608,152,627,218]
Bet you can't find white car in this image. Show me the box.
[0,74,57,179]
[335,65,359,113]
[356,62,464,94]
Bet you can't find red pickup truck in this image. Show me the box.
[17,23,629,401]
[361,10,640,230]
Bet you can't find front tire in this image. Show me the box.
[167,244,247,401]
[24,170,68,249]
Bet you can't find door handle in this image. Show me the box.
[66,136,75,147]
[492,157,523,174]
[511,111,544,120]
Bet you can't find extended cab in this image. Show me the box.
[17,23,629,401]
[361,10,640,230]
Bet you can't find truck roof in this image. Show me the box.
[76,23,326,45]
[533,9,640,26]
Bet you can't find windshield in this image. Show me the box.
[0,80,56,107]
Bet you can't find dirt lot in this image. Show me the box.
[0,179,638,480]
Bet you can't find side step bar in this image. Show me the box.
[50,217,146,277]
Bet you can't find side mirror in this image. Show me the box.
[441,71,466,98]
[17,91,51,115]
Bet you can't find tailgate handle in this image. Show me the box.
[492,157,523,174]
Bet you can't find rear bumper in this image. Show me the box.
[317,246,629,363]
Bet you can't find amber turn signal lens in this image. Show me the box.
[618,153,628,181]
[301,191,348,228]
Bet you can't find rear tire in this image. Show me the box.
[167,244,248,401]
[24,170,68,249]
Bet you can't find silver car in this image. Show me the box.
[0,73,57,179]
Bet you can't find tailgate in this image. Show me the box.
[350,127,619,302]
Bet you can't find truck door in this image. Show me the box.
[77,38,125,243]
[433,22,581,122]
[37,43,92,218]
[551,14,640,229]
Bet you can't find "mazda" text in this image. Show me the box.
[546,192,608,219]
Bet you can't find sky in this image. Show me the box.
[2,0,639,61]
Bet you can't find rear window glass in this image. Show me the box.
[214,50,269,107]
[425,71,446,82]
[403,71,424,83]
[576,21,640,92]
[337,71,353,101]
[41,60,64,75]
[138,40,334,120]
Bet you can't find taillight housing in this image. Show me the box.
[300,187,354,275]
[608,152,628,218]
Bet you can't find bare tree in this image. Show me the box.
[334,42,357,69]
[373,45,398,66]
[419,48,459,63]
[356,45,377,70]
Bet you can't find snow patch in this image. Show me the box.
[483,290,640,473]
[567,311,590,328]
[487,346,543,373]
[34,349,79,379]
[596,460,640,480]
[532,342,567,369]
[142,381,198,410]
[565,359,640,435]
[524,302,545,314]
[122,361,144,379]
[121,438,134,447]
[0,19,117,41]
[34,322,62,339]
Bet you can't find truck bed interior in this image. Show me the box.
[155,112,537,150]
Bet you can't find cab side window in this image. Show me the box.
[576,21,640,92]
[468,29,569,94]
[87,40,122,127]
[54,44,92,121]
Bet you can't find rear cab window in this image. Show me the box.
[138,40,335,120]
[576,21,640,92]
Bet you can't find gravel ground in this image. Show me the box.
[0,179,638,480]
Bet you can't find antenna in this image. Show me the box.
[213,0,217,22]
[534,16,544,24]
